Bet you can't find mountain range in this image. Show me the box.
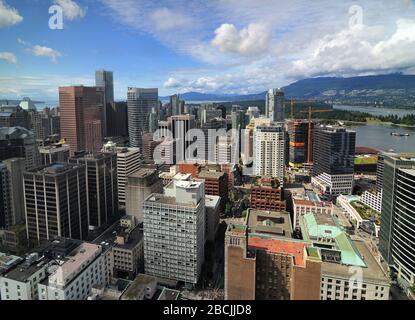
[161,73,415,107]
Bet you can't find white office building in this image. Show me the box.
[253,124,285,186]
[38,242,106,300]
[114,147,142,206]
[143,178,205,286]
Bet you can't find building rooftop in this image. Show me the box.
[247,209,292,238]
[198,170,225,179]
[121,273,157,300]
[47,242,102,288]
[321,240,389,284]
[1,253,47,282]
[293,198,332,208]
[300,213,366,268]
[27,163,82,175]
[114,226,143,250]
[0,126,34,141]
[205,195,221,208]
[0,253,23,275]
[129,168,157,179]
[145,193,197,208]
[248,235,308,267]
[157,287,181,300]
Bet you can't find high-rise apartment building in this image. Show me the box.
[253,124,285,186]
[143,178,205,285]
[266,89,285,122]
[59,86,103,155]
[311,126,356,196]
[379,154,415,286]
[23,163,88,243]
[69,152,118,230]
[127,88,158,149]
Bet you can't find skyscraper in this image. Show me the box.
[0,158,25,229]
[311,126,355,196]
[23,163,88,243]
[253,124,285,186]
[170,94,184,116]
[170,114,196,163]
[266,89,285,122]
[379,154,415,286]
[69,152,118,230]
[127,88,158,149]
[59,86,103,155]
[95,70,114,137]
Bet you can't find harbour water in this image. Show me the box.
[347,124,415,153]
[332,105,415,153]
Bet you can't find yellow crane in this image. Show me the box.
[300,107,333,164]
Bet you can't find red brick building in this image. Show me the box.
[250,177,286,212]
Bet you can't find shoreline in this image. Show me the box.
[319,119,415,129]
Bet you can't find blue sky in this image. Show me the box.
[1,0,415,101]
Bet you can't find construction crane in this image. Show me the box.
[300,106,333,164]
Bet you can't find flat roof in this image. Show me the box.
[247,209,292,238]
[48,242,101,287]
[114,226,143,250]
[158,287,181,300]
[321,240,389,284]
[205,195,221,208]
[145,193,197,208]
[198,170,225,179]
[122,274,157,300]
[248,236,308,267]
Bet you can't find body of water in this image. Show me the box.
[333,104,415,117]
[348,123,415,153]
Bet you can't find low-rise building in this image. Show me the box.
[292,198,333,230]
[0,253,47,300]
[300,212,390,300]
[38,241,106,300]
[120,273,157,300]
[112,226,144,280]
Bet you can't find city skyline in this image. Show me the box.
[1,0,415,101]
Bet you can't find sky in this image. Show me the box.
[1,0,415,101]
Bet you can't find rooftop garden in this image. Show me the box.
[351,201,381,225]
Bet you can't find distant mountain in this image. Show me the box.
[163,74,415,108]
[160,91,266,102]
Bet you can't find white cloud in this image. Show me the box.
[164,77,182,88]
[0,52,17,64]
[211,23,270,57]
[53,0,86,20]
[29,45,62,62]
[0,0,23,28]
[289,19,415,78]
[150,7,192,31]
